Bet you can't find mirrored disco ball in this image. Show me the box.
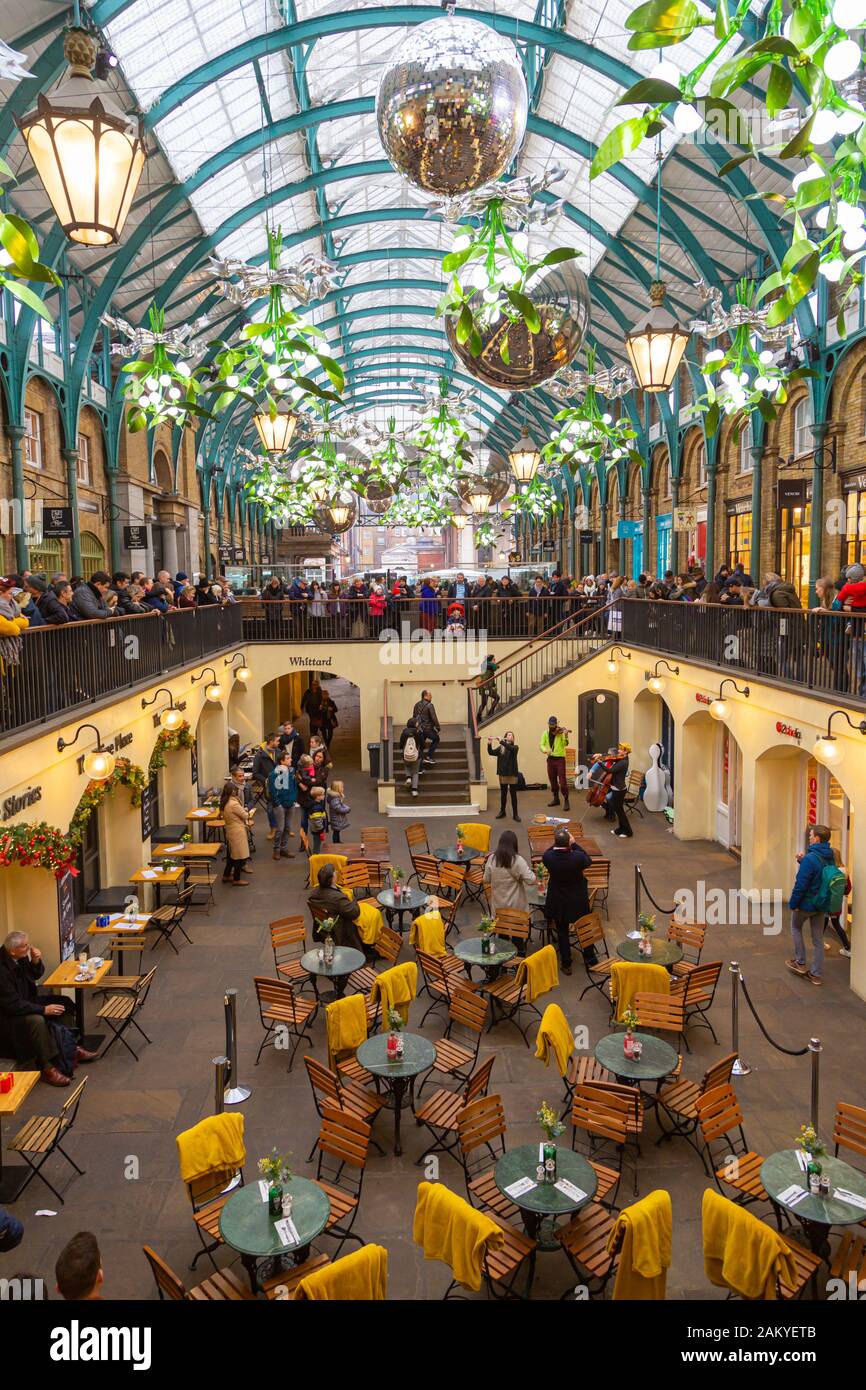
[446,259,591,389]
[376,14,528,195]
[362,480,395,514]
[457,453,511,505]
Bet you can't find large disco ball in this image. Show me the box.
[376,14,528,196]
[362,480,394,514]
[457,453,511,505]
[446,259,591,390]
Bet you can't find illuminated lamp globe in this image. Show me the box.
[625,280,690,392]
[468,487,494,516]
[508,427,541,483]
[814,734,843,764]
[83,747,116,781]
[205,681,223,703]
[159,705,185,731]
[234,665,251,684]
[17,28,146,246]
[648,675,666,694]
[253,401,297,455]
[606,658,618,676]
[450,512,469,530]
[709,697,729,721]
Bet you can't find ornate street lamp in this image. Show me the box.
[813,709,866,765]
[253,401,297,455]
[625,280,690,392]
[191,667,223,702]
[508,426,540,484]
[709,678,750,721]
[18,27,146,246]
[57,722,116,780]
[141,687,185,730]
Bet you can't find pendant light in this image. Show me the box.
[508,425,540,484]
[56,722,116,780]
[253,400,298,455]
[468,485,493,516]
[624,138,689,392]
[18,27,146,247]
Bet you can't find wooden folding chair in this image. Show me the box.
[253,976,318,1072]
[574,912,613,1000]
[634,990,686,1053]
[303,1056,387,1160]
[437,860,467,902]
[557,1199,621,1297]
[186,857,217,911]
[667,920,706,976]
[261,1253,332,1300]
[420,987,488,1096]
[95,966,157,1060]
[457,1094,521,1223]
[415,949,459,1026]
[482,954,545,1045]
[566,820,584,838]
[408,852,441,894]
[405,822,429,855]
[143,1245,255,1301]
[102,933,147,978]
[7,1077,88,1204]
[570,1080,643,1203]
[415,1055,495,1162]
[347,923,403,994]
[677,960,722,1042]
[269,916,313,992]
[184,1161,244,1271]
[146,885,195,953]
[312,1105,371,1256]
[696,1084,769,1210]
[492,907,531,956]
[463,857,487,907]
[833,1099,866,1162]
[583,860,610,917]
[655,1052,737,1166]
[339,860,373,899]
[623,768,645,818]
[527,826,554,869]
[361,826,390,854]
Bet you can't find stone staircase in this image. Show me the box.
[389,726,475,816]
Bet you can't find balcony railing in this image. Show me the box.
[622,599,866,704]
[1,604,242,740]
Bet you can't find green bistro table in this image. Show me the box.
[376,885,428,932]
[357,1031,436,1157]
[616,938,683,968]
[594,1030,679,1090]
[433,845,482,864]
[494,1143,597,1260]
[455,935,518,983]
[218,1177,331,1293]
[760,1150,866,1258]
[300,945,365,1002]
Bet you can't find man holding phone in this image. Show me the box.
[540,715,571,811]
[0,932,92,1087]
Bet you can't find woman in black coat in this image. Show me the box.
[541,829,592,975]
[487,731,521,822]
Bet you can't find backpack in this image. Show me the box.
[818,862,847,915]
[403,735,419,763]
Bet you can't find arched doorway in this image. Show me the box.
[633,688,674,805]
[260,670,362,769]
[578,689,619,770]
[681,709,743,849]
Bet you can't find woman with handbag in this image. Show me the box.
[220,782,252,885]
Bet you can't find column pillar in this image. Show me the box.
[809,419,829,608]
[642,484,651,580]
[106,471,121,572]
[6,424,27,572]
[61,448,82,576]
[705,466,717,579]
[749,443,763,584]
[670,474,680,575]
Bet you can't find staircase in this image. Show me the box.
[476,605,613,728]
[389,725,475,816]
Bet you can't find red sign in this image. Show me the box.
[807,775,819,826]
[696,693,712,705]
[776,720,801,740]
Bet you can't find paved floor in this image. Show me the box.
[5,676,864,1300]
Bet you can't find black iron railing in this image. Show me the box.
[622,600,866,703]
[0,604,242,739]
[239,594,598,643]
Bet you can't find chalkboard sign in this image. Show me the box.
[140,778,158,842]
[57,871,76,963]
[190,740,198,787]
[123,524,149,550]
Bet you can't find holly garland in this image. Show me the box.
[68,757,147,847]
[148,721,195,780]
[0,821,77,878]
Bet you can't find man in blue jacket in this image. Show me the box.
[786,825,835,985]
[267,751,297,861]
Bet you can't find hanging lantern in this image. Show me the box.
[508,427,541,483]
[17,28,146,247]
[625,280,690,393]
[450,511,468,530]
[205,679,223,702]
[468,486,493,516]
[328,496,354,529]
[253,401,298,455]
[82,747,116,781]
[159,706,185,732]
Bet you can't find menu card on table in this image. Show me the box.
[777,1184,809,1207]
[504,1176,537,1198]
[274,1217,300,1247]
[555,1178,588,1203]
[258,1180,269,1201]
[835,1188,866,1211]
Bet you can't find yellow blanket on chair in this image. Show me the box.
[325,994,368,1067]
[409,911,447,956]
[609,961,669,1021]
[294,1244,389,1300]
[609,1189,672,1300]
[355,899,384,945]
[176,1113,245,1184]
[308,853,347,888]
[413,1181,503,1292]
[534,1003,574,1077]
[515,944,559,1003]
[702,1188,795,1300]
[456,823,491,853]
[370,961,417,1028]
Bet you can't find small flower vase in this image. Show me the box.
[394,880,402,900]
[543,1142,557,1182]
[323,933,335,966]
[268,1183,283,1216]
[395,1032,405,1060]
[623,1029,635,1058]
[481,933,493,956]
[386,1032,399,1061]
[457,841,464,858]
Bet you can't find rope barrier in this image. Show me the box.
[634,863,678,917]
[737,970,810,1056]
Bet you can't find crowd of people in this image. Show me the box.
[0,568,241,628]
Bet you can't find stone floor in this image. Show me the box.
[6,675,865,1301]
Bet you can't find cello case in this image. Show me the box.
[642,742,670,812]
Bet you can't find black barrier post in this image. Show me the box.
[809,1037,822,1129]
[729,962,751,1076]
[213,1056,228,1115]
[223,988,251,1105]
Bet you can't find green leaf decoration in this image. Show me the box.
[3,278,53,322]
[537,246,581,267]
[615,77,682,106]
[441,246,474,273]
[704,400,720,436]
[506,290,541,332]
[766,64,792,118]
[455,303,473,344]
[590,116,647,179]
[717,150,755,177]
[714,0,729,40]
[626,0,700,47]
[764,252,819,327]
[779,114,816,159]
[790,7,822,48]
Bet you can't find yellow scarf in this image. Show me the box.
[534,1003,574,1077]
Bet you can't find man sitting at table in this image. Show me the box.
[0,932,96,1087]
[307,863,364,953]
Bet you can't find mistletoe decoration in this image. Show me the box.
[700,279,817,438]
[119,306,209,432]
[409,376,472,462]
[148,721,195,780]
[595,0,866,332]
[0,154,59,322]
[68,758,147,847]
[365,416,407,491]
[542,348,642,472]
[504,472,562,524]
[0,821,77,878]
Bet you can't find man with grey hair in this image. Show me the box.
[0,932,94,1086]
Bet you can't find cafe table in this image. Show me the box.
[616,938,683,968]
[42,957,113,1053]
[433,845,482,864]
[0,1071,40,1202]
[86,912,150,973]
[455,935,517,983]
[594,1030,679,1094]
[760,1150,866,1258]
[219,1177,331,1293]
[356,1031,435,1157]
[185,806,220,841]
[376,885,428,932]
[331,843,391,864]
[152,841,222,862]
[129,865,184,908]
[494,1143,597,1256]
[300,945,365,1002]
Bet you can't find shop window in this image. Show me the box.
[727,511,752,569]
[80,531,105,575]
[24,407,43,467]
[697,444,707,488]
[77,432,91,486]
[845,488,866,568]
[28,535,62,577]
[778,503,811,605]
[793,396,814,457]
[739,432,753,474]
